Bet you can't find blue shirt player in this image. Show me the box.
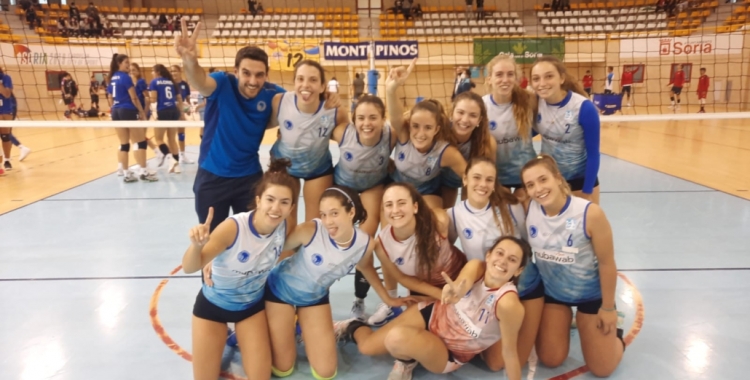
[0,69,14,171]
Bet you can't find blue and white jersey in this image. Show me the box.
[270,93,337,178]
[202,211,286,311]
[148,78,178,111]
[109,71,136,110]
[484,94,537,186]
[440,139,471,189]
[536,92,589,181]
[527,196,599,303]
[0,74,13,114]
[391,140,449,194]
[334,123,393,192]
[267,219,369,306]
[448,200,541,297]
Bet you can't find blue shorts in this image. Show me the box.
[264,284,330,308]
[440,167,463,189]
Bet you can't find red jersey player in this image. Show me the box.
[696,68,709,113]
[582,70,594,96]
[620,66,639,107]
[667,64,686,111]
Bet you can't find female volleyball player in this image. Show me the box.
[439,91,496,207]
[356,182,466,326]
[387,59,467,210]
[447,157,543,370]
[108,54,155,182]
[130,63,150,120]
[522,154,624,377]
[0,68,14,173]
[269,60,349,229]
[149,64,182,174]
[484,54,537,200]
[330,94,397,319]
[531,56,601,204]
[170,65,195,164]
[264,186,373,380]
[182,159,297,380]
[335,236,529,380]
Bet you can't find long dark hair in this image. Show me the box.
[320,185,368,226]
[152,64,175,84]
[487,236,531,285]
[465,157,519,236]
[452,91,493,161]
[410,99,457,146]
[252,158,299,209]
[109,54,128,80]
[294,59,327,101]
[384,182,440,280]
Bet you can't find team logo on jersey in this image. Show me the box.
[283,120,293,130]
[321,115,332,126]
[237,250,251,263]
[486,294,496,306]
[489,121,497,131]
[257,100,267,112]
[565,218,577,230]
[311,253,324,266]
[397,152,405,161]
[529,225,538,238]
[463,228,473,239]
[395,257,405,266]
[564,110,574,122]
[426,156,437,165]
[343,151,354,161]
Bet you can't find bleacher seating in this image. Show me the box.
[536,0,719,36]
[398,12,525,38]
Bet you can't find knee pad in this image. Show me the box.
[137,140,148,150]
[120,143,130,152]
[178,132,186,142]
[271,366,294,378]
[311,367,337,380]
[0,134,10,143]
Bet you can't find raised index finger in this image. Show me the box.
[406,58,417,75]
[204,207,214,226]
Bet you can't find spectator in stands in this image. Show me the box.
[102,18,113,36]
[158,14,168,30]
[150,14,160,31]
[24,6,39,29]
[256,1,265,14]
[166,15,176,32]
[248,0,258,16]
[465,0,474,20]
[85,2,99,21]
[69,1,80,21]
[665,0,676,16]
[402,0,413,20]
[92,16,102,36]
[390,0,402,14]
[476,0,485,20]
[57,17,68,36]
[79,17,91,37]
[412,2,423,18]
[656,0,667,12]
[551,0,561,11]
[69,16,80,36]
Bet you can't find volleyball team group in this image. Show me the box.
[105,20,628,380]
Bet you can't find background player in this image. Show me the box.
[697,68,710,113]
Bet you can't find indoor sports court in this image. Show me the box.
[0,0,749,379]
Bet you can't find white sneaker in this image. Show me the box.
[169,159,181,174]
[180,152,195,164]
[387,360,418,380]
[123,170,138,183]
[19,146,31,161]
[351,298,367,320]
[117,165,124,176]
[367,303,402,327]
[156,150,166,167]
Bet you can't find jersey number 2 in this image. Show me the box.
[564,124,572,134]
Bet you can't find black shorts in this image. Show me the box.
[63,98,74,106]
[543,295,605,314]
[621,86,631,96]
[193,289,266,323]
[293,165,334,182]
[519,280,545,301]
[671,86,683,95]
[111,107,139,121]
[91,94,99,104]
[193,168,263,231]
[263,284,330,308]
[157,107,181,121]
[567,176,599,192]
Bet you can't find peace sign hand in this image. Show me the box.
[189,207,214,247]
[441,271,467,305]
[174,18,202,60]
[385,58,417,92]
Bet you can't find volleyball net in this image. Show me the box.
[1,0,749,127]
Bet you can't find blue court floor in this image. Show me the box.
[1,145,748,380]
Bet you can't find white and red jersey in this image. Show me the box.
[378,225,466,287]
[427,279,518,363]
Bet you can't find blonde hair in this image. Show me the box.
[485,54,534,143]
[520,154,572,195]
